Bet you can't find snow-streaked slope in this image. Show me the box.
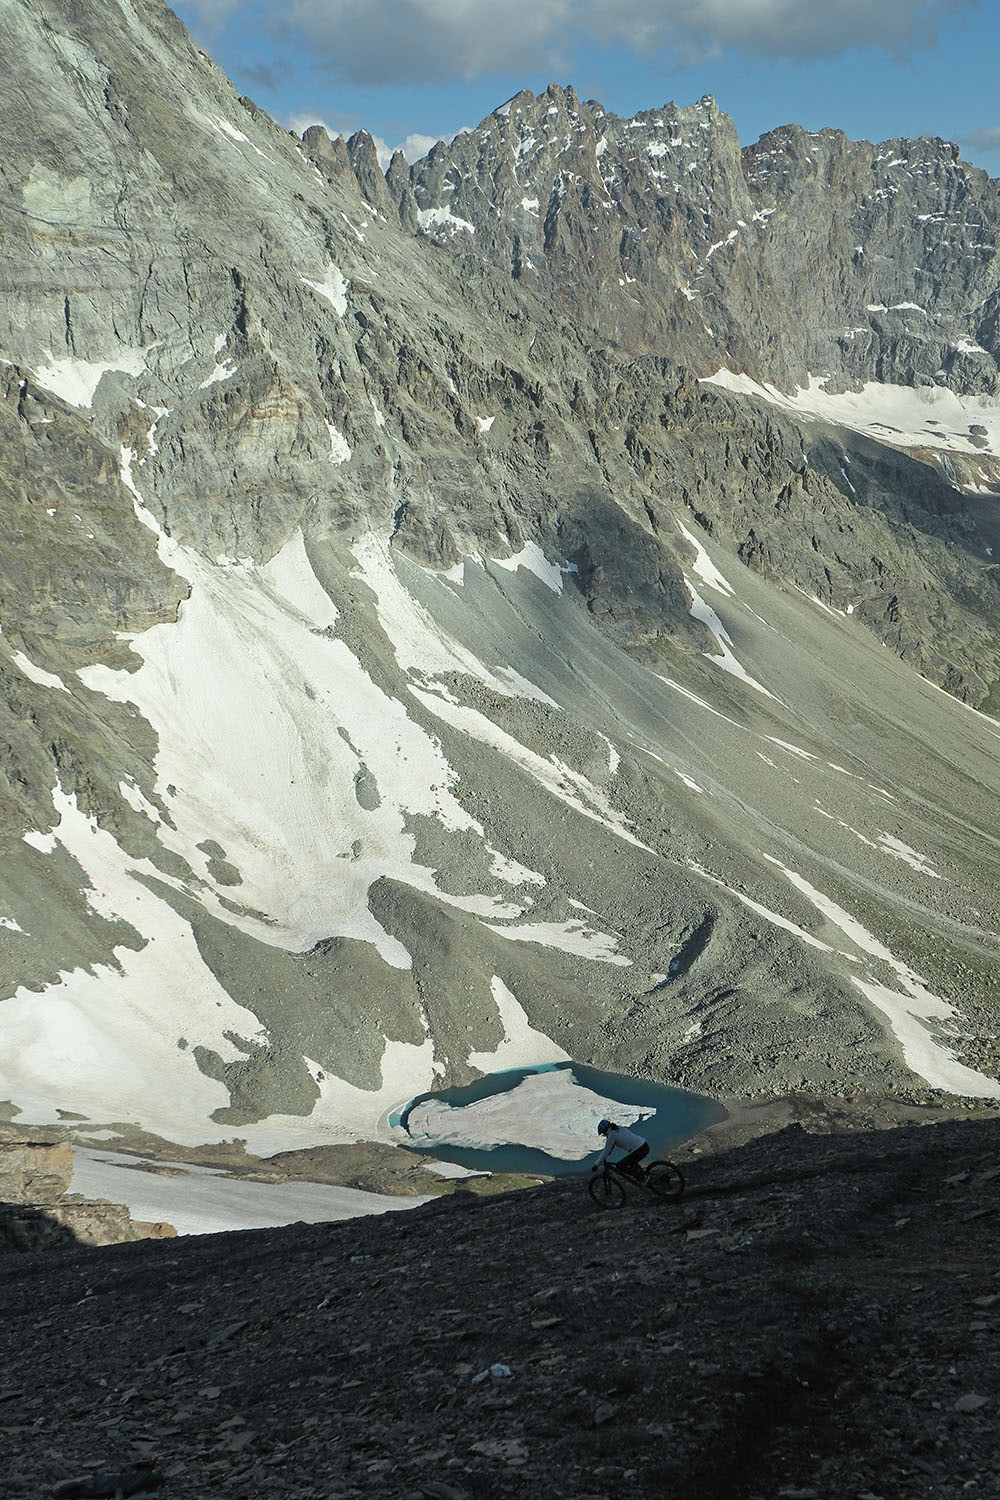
[5,490,1000,1146]
[79,517,532,965]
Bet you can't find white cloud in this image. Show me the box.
[286,111,344,139]
[279,0,572,84]
[186,0,974,83]
[965,124,1000,152]
[373,132,449,168]
[585,0,975,62]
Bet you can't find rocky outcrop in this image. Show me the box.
[0,1135,175,1249]
[0,1137,73,1203]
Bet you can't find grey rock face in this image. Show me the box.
[743,126,1000,393]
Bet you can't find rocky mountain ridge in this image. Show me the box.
[310,85,1000,398]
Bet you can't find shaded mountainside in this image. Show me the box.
[2,1116,999,1497]
[0,0,999,1157]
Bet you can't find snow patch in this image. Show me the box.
[877,834,939,877]
[701,370,1000,459]
[80,483,527,969]
[676,517,734,596]
[467,976,570,1072]
[410,687,650,853]
[417,206,475,237]
[212,116,250,147]
[687,583,779,700]
[241,1038,439,1155]
[301,264,349,316]
[71,1148,428,1235]
[199,357,237,389]
[675,771,704,794]
[493,542,569,594]
[34,349,147,409]
[762,856,1000,1099]
[326,423,352,464]
[691,861,837,954]
[352,533,556,705]
[482,918,631,967]
[118,778,161,824]
[10,651,69,692]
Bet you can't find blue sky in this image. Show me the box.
[172,0,1000,174]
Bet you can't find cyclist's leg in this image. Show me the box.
[618,1143,650,1180]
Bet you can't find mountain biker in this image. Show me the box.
[592,1119,650,1182]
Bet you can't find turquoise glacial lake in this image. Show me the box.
[391,1060,726,1177]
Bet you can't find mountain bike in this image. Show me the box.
[587,1158,685,1209]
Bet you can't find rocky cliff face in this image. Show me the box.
[0,0,998,1160]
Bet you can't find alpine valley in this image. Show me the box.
[2,0,1000,1196]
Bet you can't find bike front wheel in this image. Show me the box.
[588,1172,626,1209]
[645,1160,685,1202]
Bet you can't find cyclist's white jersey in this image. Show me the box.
[596,1125,646,1165]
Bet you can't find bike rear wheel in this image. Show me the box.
[588,1171,626,1209]
[645,1160,685,1202]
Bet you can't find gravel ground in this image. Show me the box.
[1,1115,998,1499]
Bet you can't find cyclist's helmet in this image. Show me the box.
[597,1119,612,1136]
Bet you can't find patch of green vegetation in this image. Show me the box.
[442,1172,547,1196]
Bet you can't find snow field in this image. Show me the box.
[6,790,268,1142]
[71,1148,430,1235]
[79,525,533,964]
[702,370,1000,458]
